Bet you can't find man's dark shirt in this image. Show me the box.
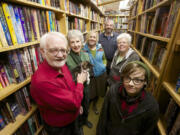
[99,32,119,62]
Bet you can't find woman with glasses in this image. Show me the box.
[97,61,159,135]
[66,30,93,134]
[108,33,140,86]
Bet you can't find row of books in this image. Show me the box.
[90,22,100,31]
[0,2,60,47]
[27,0,61,9]
[139,0,180,38]
[136,35,167,71]
[128,20,136,31]
[163,98,180,135]
[141,0,163,12]
[0,45,43,89]
[90,10,99,22]
[0,85,32,130]
[67,17,87,32]
[69,1,88,18]
[14,111,45,135]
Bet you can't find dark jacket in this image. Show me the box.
[108,48,140,85]
[96,83,159,135]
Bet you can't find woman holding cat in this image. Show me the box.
[66,30,93,134]
[83,31,107,115]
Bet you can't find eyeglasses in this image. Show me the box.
[46,48,67,56]
[123,76,145,85]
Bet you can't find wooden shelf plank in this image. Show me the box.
[163,81,180,106]
[132,47,160,78]
[90,19,99,23]
[8,0,65,13]
[177,40,180,45]
[68,13,89,20]
[139,0,170,16]
[0,77,31,101]
[157,119,166,135]
[0,41,39,53]
[0,104,37,135]
[135,32,170,42]
[35,125,44,135]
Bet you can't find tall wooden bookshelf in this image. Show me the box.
[0,0,104,134]
[128,0,180,134]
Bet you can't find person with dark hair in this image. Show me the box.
[97,61,159,135]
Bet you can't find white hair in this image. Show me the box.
[67,29,84,44]
[117,33,132,45]
[40,32,68,49]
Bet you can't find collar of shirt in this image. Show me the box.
[104,32,113,37]
[43,60,65,78]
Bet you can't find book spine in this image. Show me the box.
[12,5,25,44]
[0,21,8,47]
[1,2,17,45]
[46,11,50,32]
[0,4,12,46]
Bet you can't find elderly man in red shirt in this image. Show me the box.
[30,32,87,135]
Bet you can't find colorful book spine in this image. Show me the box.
[12,5,25,44]
[0,21,8,47]
[1,2,17,45]
[46,11,50,32]
[175,74,180,93]
[18,7,28,42]
[27,8,35,41]
[0,4,12,46]
[22,7,32,42]
[48,11,53,31]
[32,9,40,39]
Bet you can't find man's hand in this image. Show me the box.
[77,71,87,84]
[79,106,83,115]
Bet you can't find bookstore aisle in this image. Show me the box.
[0,0,104,134]
[83,98,104,135]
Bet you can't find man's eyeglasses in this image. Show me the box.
[123,76,145,85]
[46,48,67,56]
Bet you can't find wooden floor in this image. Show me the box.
[83,97,104,135]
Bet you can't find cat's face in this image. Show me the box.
[81,61,93,70]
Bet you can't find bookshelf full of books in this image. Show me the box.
[128,0,180,135]
[107,10,130,34]
[0,0,104,134]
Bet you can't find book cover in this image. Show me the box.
[12,5,25,44]
[175,74,180,94]
[18,7,29,42]
[0,3,13,46]
[22,7,32,42]
[1,2,17,45]
[26,8,35,41]
[31,9,40,39]
[0,21,8,47]
[46,10,50,32]
[30,9,37,40]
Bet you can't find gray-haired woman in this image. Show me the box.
[66,30,93,132]
[108,33,140,86]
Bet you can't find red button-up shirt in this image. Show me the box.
[30,60,84,127]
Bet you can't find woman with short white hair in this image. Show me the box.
[66,30,93,132]
[108,33,140,86]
